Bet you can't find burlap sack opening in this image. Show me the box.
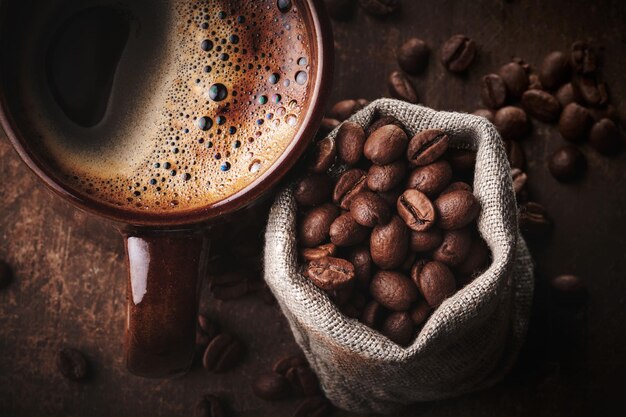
[264,99,534,414]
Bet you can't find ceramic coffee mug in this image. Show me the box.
[0,0,332,377]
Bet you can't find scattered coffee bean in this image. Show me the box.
[472,109,495,123]
[324,0,356,21]
[410,301,431,326]
[589,118,621,155]
[456,238,490,278]
[519,202,551,239]
[308,137,336,173]
[329,99,363,121]
[370,270,418,311]
[202,334,245,373]
[440,34,476,73]
[388,71,418,103]
[416,261,456,307]
[504,140,526,169]
[253,373,291,401]
[361,300,384,328]
[306,256,355,290]
[294,174,333,207]
[273,354,308,375]
[329,212,369,246]
[539,51,571,90]
[434,190,480,230]
[397,189,436,232]
[367,159,407,192]
[570,41,597,75]
[494,106,529,140]
[382,312,414,346]
[370,215,410,269]
[511,168,528,197]
[480,74,507,109]
[350,191,391,227]
[555,83,581,107]
[588,104,619,123]
[548,145,586,182]
[528,73,542,90]
[195,394,226,417]
[364,124,408,165]
[293,396,332,417]
[550,274,587,304]
[407,160,452,196]
[197,315,220,346]
[299,204,339,248]
[366,114,404,136]
[210,270,264,301]
[432,228,472,267]
[57,348,89,381]
[319,118,341,135]
[336,121,366,165]
[521,89,561,122]
[498,62,529,99]
[397,37,429,74]
[348,246,373,288]
[576,76,609,107]
[410,228,443,252]
[301,243,337,262]
[558,103,593,142]
[0,259,12,289]
[333,168,368,209]
[407,129,450,166]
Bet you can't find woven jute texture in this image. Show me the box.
[264,99,534,414]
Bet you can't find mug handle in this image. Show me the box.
[122,228,209,377]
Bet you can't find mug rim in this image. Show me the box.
[0,0,333,227]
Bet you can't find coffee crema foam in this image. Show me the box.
[20,0,313,212]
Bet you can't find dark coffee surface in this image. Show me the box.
[2,0,626,416]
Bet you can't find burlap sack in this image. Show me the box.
[263,99,534,414]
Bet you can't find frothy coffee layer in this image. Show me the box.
[20,0,313,212]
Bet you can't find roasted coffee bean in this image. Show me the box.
[456,238,490,277]
[294,174,333,207]
[0,259,12,289]
[410,228,443,252]
[299,203,339,248]
[336,121,366,165]
[329,212,369,246]
[588,104,619,123]
[410,301,431,326]
[589,118,622,155]
[300,243,337,262]
[441,181,472,195]
[306,256,355,290]
[440,34,476,73]
[382,312,414,346]
[570,41,597,75]
[397,189,436,232]
[195,394,226,417]
[366,115,404,136]
[407,160,452,196]
[367,159,407,192]
[494,106,529,140]
[57,348,88,381]
[308,137,336,173]
[286,366,321,396]
[521,89,561,122]
[358,0,399,16]
[434,190,480,230]
[445,149,477,173]
[348,246,373,289]
[528,73,542,90]
[480,74,507,109]
[324,0,356,21]
[549,145,586,182]
[555,83,581,107]
[329,99,363,121]
[202,334,245,373]
[519,202,551,239]
[511,168,528,197]
[550,274,586,303]
[416,261,456,307]
[401,252,417,272]
[361,300,385,328]
[293,396,332,417]
[350,191,391,227]
[558,103,593,143]
[397,37,429,74]
[472,109,495,123]
[498,62,529,99]
[370,215,410,269]
[252,372,291,401]
[358,98,370,107]
[333,168,368,209]
[377,187,403,206]
[433,228,472,267]
[364,124,408,165]
[539,51,571,90]
[504,140,526,169]
[327,281,354,306]
[273,354,308,375]
[512,56,531,72]
[388,71,418,104]
[407,129,450,166]
[198,315,220,344]
[319,118,341,136]
[370,270,418,311]
[576,76,609,107]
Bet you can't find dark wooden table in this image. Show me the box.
[2,1,626,415]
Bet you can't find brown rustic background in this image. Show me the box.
[1,0,626,415]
